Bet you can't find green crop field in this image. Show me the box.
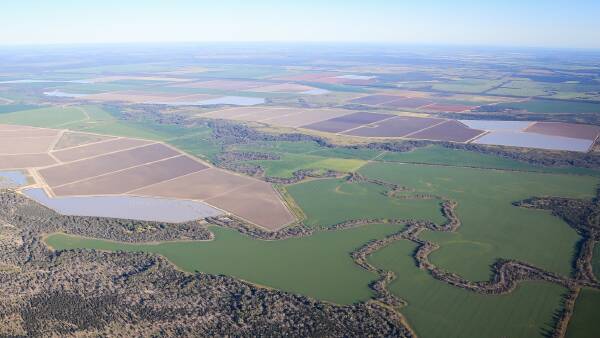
[493,98,600,114]
[566,288,600,338]
[431,78,504,93]
[247,153,366,177]
[46,223,407,305]
[0,104,41,114]
[359,162,596,280]
[286,178,445,227]
[381,145,600,176]
[0,106,87,127]
[369,240,565,338]
[231,141,377,177]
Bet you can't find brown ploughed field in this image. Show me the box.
[52,155,208,196]
[302,112,393,133]
[0,154,57,169]
[343,116,444,138]
[40,143,179,187]
[52,138,153,162]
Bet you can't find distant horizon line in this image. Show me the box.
[0,40,599,52]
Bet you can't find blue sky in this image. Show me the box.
[0,0,599,48]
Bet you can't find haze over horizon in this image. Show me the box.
[1,0,599,49]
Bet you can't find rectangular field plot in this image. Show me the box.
[40,143,179,187]
[524,122,600,140]
[131,168,295,230]
[0,129,61,138]
[301,112,393,133]
[53,132,115,150]
[202,107,355,128]
[383,98,434,109]
[409,120,485,142]
[51,137,153,162]
[0,136,59,154]
[0,154,57,169]
[52,155,208,196]
[131,168,254,200]
[344,116,444,138]
[425,103,475,112]
[266,109,354,128]
[205,182,295,230]
[349,95,405,105]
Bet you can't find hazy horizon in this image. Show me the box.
[1,0,599,49]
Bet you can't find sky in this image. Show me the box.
[0,0,599,49]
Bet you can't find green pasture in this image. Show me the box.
[431,78,504,94]
[286,178,445,227]
[0,106,87,127]
[369,240,565,338]
[381,145,600,176]
[0,104,41,114]
[359,162,597,280]
[566,288,600,338]
[46,223,407,305]
[491,98,600,114]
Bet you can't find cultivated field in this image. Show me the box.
[0,123,295,230]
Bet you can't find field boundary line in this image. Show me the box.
[49,154,185,189]
[339,115,399,134]
[124,168,211,195]
[402,119,450,138]
[47,130,66,152]
[47,141,158,166]
[51,136,121,152]
[465,131,489,143]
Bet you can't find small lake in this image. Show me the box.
[23,188,223,223]
[43,90,88,98]
[0,171,28,188]
[459,120,533,131]
[473,131,593,152]
[301,88,330,95]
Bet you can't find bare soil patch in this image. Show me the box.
[131,168,256,200]
[206,181,296,230]
[52,156,208,196]
[0,136,58,154]
[344,116,444,138]
[0,154,57,169]
[409,120,485,142]
[52,138,152,162]
[53,132,115,150]
[302,112,393,133]
[350,95,406,105]
[40,143,178,187]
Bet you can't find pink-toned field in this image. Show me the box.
[52,138,152,162]
[201,107,355,128]
[0,153,57,169]
[409,120,485,142]
[524,122,600,140]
